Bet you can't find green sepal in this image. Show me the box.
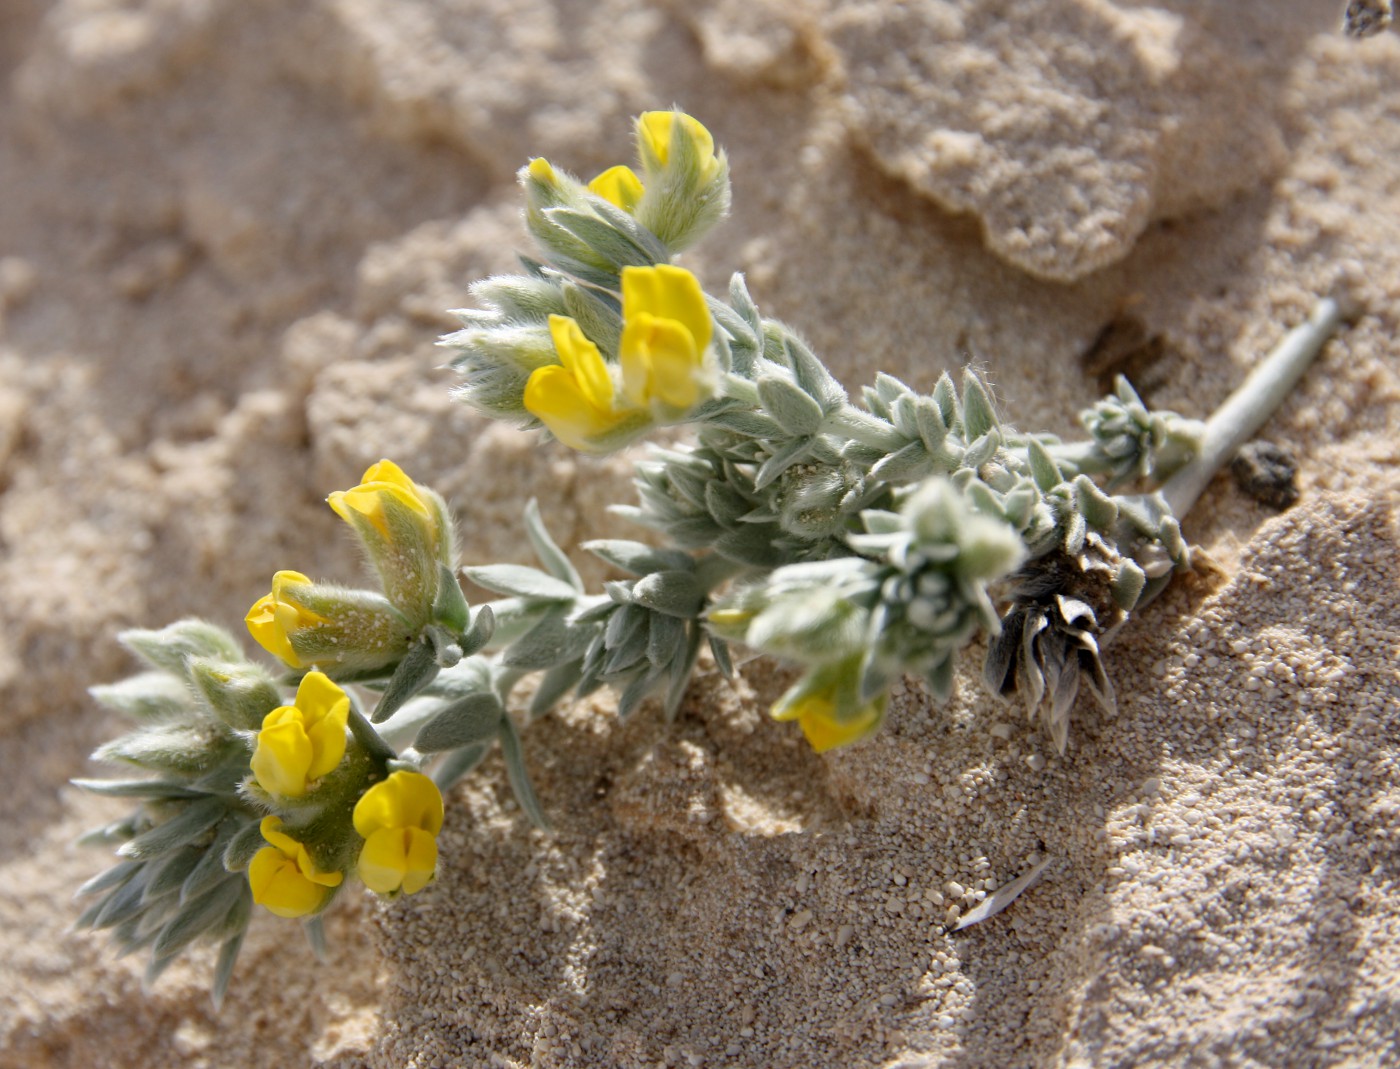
[432,563,471,633]
[188,659,282,732]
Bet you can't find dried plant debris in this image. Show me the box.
[1343,0,1394,37]
[1231,440,1300,510]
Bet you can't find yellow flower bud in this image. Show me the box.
[587,164,644,212]
[326,461,455,623]
[246,572,409,674]
[637,111,722,183]
[250,672,350,798]
[247,816,343,918]
[327,459,434,540]
[619,265,713,409]
[246,570,324,669]
[527,157,559,187]
[352,771,444,896]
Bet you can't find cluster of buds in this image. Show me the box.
[77,108,1347,1002]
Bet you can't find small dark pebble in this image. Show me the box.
[1232,441,1299,509]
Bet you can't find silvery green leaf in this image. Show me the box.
[118,797,226,861]
[94,725,229,777]
[222,819,266,873]
[142,846,204,904]
[529,659,585,718]
[371,640,441,723]
[463,564,578,602]
[210,928,246,1011]
[498,716,550,831]
[932,373,959,427]
[757,373,825,436]
[962,430,1000,469]
[753,437,813,492]
[181,820,243,903]
[415,692,504,752]
[431,743,491,791]
[92,868,154,929]
[463,274,568,323]
[632,571,705,618]
[704,480,752,526]
[1112,560,1147,610]
[873,371,912,407]
[646,612,687,670]
[1002,486,1039,530]
[120,622,244,679]
[727,273,762,341]
[584,540,694,577]
[663,622,705,719]
[829,408,904,452]
[889,393,919,438]
[617,667,664,720]
[504,611,595,670]
[869,441,932,484]
[72,778,205,801]
[1027,438,1063,492]
[88,673,192,722]
[964,479,1003,520]
[708,409,787,439]
[708,633,734,679]
[714,527,785,567]
[460,604,496,657]
[78,859,143,901]
[784,335,846,410]
[524,497,584,592]
[304,914,329,962]
[926,655,956,701]
[1075,475,1120,529]
[858,509,904,536]
[1064,509,1087,555]
[152,876,249,967]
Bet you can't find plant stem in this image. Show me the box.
[1161,294,1348,519]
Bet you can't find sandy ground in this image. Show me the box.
[1,1,1397,1066]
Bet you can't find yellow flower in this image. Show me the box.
[637,111,722,183]
[248,816,343,918]
[353,771,444,896]
[588,164,644,212]
[619,264,713,409]
[327,459,434,541]
[246,570,326,669]
[250,671,350,798]
[772,687,885,754]
[524,314,633,451]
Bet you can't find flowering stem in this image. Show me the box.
[1161,294,1349,519]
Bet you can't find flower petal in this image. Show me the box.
[588,165,644,212]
